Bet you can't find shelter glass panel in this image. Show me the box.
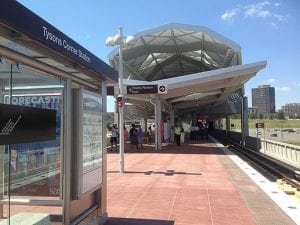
[0,59,63,223]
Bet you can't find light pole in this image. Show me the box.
[106,27,134,173]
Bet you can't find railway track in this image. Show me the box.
[212,133,300,194]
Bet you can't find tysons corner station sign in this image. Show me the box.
[42,26,91,63]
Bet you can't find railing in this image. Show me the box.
[215,129,299,169]
[260,139,300,169]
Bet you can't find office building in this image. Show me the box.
[252,85,275,115]
[282,103,300,118]
[248,107,258,115]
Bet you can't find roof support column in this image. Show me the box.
[151,98,162,150]
[225,115,230,137]
[241,96,249,145]
[114,100,118,126]
[100,82,108,221]
[170,108,175,143]
[144,118,148,134]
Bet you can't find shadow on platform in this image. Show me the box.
[105,217,174,225]
[108,139,232,155]
[107,170,202,176]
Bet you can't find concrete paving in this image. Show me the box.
[105,140,296,225]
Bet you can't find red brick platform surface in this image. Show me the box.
[105,140,295,225]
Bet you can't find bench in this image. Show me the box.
[0,213,50,225]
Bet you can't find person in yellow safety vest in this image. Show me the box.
[174,124,182,146]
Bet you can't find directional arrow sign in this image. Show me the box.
[158,84,168,94]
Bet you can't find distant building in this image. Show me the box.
[281,103,300,118]
[248,107,258,115]
[252,85,275,116]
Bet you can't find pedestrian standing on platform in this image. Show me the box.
[174,124,182,146]
[129,124,138,150]
[124,126,129,149]
[137,125,143,150]
[110,124,118,151]
[147,126,152,144]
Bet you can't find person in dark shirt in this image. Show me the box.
[129,124,138,150]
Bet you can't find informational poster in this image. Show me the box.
[81,90,103,195]
[2,94,62,197]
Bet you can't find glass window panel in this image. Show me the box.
[0,61,63,223]
[173,28,187,36]
[0,60,11,221]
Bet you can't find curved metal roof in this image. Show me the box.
[108,23,266,119]
[108,22,242,81]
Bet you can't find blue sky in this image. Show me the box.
[18,0,300,112]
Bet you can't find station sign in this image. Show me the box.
[127,85,158,95]
[255,122,264,128]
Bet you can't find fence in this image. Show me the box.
[260,139,300,169]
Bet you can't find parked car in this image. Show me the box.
[270,133,277,137]
[282,128,295,132]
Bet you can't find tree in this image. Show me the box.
[249,112,258,119]
[276,110,285,120]
[258,112,264,119]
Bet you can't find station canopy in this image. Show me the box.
[108,23,266,117]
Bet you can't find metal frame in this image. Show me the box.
[63,78,72,225]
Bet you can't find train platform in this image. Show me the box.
[105,138,299,225]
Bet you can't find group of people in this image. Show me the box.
[110,123,148,151]
[190,122,209,141]
[128,124,144,150]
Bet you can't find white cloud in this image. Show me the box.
[274,2,281,7]
[221,9,239,22]
[221,1,286,27]
[266,78,276,84]
[275,86,291,92]
[268,22,278,29]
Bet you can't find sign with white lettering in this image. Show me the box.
[6,95,60,109]
[127,85,158,95]
[42,26,91,63]
[0,104,56,145]
[0,1,118,81]
[255,122,264,128]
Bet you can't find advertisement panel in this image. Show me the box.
[2,94,62,197]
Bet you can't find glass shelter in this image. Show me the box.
[0,1,117,224]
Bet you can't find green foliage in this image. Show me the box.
[249,112,257,119]
[258,112,264,119]
[275,110,285,120]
